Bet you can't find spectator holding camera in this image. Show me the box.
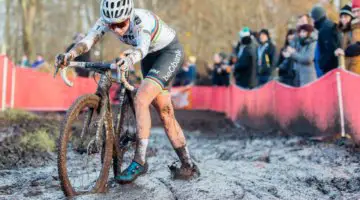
[283,24,317,86]
[278,29,297,86]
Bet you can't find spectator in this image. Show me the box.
[296,14,312,28]
[174,56,197,86]
[335,4,354,69]
[344,1,360,74]
[310,5,341,74]
[228,54,237,66]
[31,54,45,68]
[66,33,92,77]
[278,29,296,86]
[187,56,197,84]
[20,55,31,68]
[256,29,277,86]
[212,53,230,86]
[283,24,317,86]
[291,14,319,82]
[234,27,257,89]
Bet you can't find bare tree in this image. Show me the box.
[3,0,334,74]
[4,0,11,55]
[19,0,38,60]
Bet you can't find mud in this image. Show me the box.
[1,110,360,199]
[0,112,59,169]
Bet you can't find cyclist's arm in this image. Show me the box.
[126,30,152,65]
[68,19,108,59]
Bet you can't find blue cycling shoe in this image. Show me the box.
[115,161,148,184]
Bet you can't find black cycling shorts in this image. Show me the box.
[141,37,184,91]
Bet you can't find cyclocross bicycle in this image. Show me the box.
[55,61,137,197]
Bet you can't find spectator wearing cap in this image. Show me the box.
[256,29,277,86]
[233,27,257,89]
[353,0,360,19]
[335,4,355,70]
[283,25,317,86]
[344,0,360,74]
[278,29,297,86]
[310,5,341,74]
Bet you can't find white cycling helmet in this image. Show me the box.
[100,0,134,24]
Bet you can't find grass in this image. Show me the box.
[20,129,56,152]
[0,109,38,124]
[0,109,59,152]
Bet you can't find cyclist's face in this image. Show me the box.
[108,18,130,36]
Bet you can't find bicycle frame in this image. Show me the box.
[56,62,134,149]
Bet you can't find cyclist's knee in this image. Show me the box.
[159,104,175,123]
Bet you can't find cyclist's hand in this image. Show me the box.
[55,53,72,69]
[116,56,132,72]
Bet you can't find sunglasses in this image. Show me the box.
[108,19,129,30]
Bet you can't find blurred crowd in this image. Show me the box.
[19,54,46,69]
[176,1,360,89]
[16,2,360,89]
[18,33,94,78]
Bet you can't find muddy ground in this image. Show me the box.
[1,110,360,200]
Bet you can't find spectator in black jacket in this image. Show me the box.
[212,53,230,86]
[310,5,341,74]
[256,29,277,86]
[234,27,257,89]
[278,29,296,86]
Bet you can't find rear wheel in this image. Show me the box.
[58,94,113,197]
[113,90,137,177]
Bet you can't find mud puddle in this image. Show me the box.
[0,127,360,200]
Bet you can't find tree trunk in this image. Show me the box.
[4,0,12,55]
[19,0,37,60]
[76,1,83,32]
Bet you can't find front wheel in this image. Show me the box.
[58,94,113,197]
[113,90,137,177]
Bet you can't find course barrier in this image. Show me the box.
[1,55,360,143]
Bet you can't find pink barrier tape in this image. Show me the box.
[1,55,360,143]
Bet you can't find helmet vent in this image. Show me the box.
[103,10,108,18]
[119,9,124,17]
[101,0,133,22]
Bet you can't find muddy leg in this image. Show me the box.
[133,80,161,165]
[152,92,193,168]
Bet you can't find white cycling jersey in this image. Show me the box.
[78,8,176,65]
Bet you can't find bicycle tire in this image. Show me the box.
[58,94,113,197]
[113,90,137,177]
